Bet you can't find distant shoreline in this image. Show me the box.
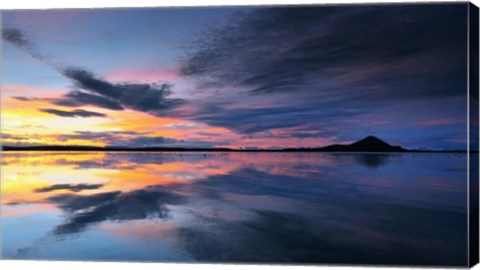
[0,146,469,153]
[1,136,471,153]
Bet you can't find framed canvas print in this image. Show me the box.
[1,1,479,268]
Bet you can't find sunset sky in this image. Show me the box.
[1,4,470,150]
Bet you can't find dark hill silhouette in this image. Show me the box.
[283,136,405,152]
[315,136,404,152]
[348,136,404,152]
[350,136,394,149]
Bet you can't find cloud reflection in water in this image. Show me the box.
[1,152,468,265]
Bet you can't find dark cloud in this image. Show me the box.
[39,108,106,118]
[3,28,184,116]
[2,27,52,63]
[11,96,34,101]
[54,90,124,111]
[11,96,54,102]
[2,27,34,51]
[46,186,185,235]
[178,4,468,139]
[55,67,185,115]
[181,5,466,96]
[34,183,104,193]
[63,68,122,98]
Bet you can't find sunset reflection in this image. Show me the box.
[1,152,468,265]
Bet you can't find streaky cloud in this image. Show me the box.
[58,67,185,115]
[35,183,104,193]
[2,27,56,64]
[54,90,124,111]
[2,27,34,52]
[53,130,216,148]
[39,108,107,118]
[180,5,466,97]
[3,28,185,116]
[177,5,467,139]
[11,96,55,102]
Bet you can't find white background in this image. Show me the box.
[1,0,479,269]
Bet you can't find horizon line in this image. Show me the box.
[0,144,470,153]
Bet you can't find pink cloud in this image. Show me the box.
[10,10,82,30]
[343,118,391,127]
[443,136,467,143]
[370,120,390,126]
[2,85,63,98]
[224,135,341,149]
[418,118,463,127]
[105,69,179,83]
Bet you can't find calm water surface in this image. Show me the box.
[1,152,467,265]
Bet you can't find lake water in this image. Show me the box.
[1,152,468,266]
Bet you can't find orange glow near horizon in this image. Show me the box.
[1,84,241,147]
[1,83,341,149]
